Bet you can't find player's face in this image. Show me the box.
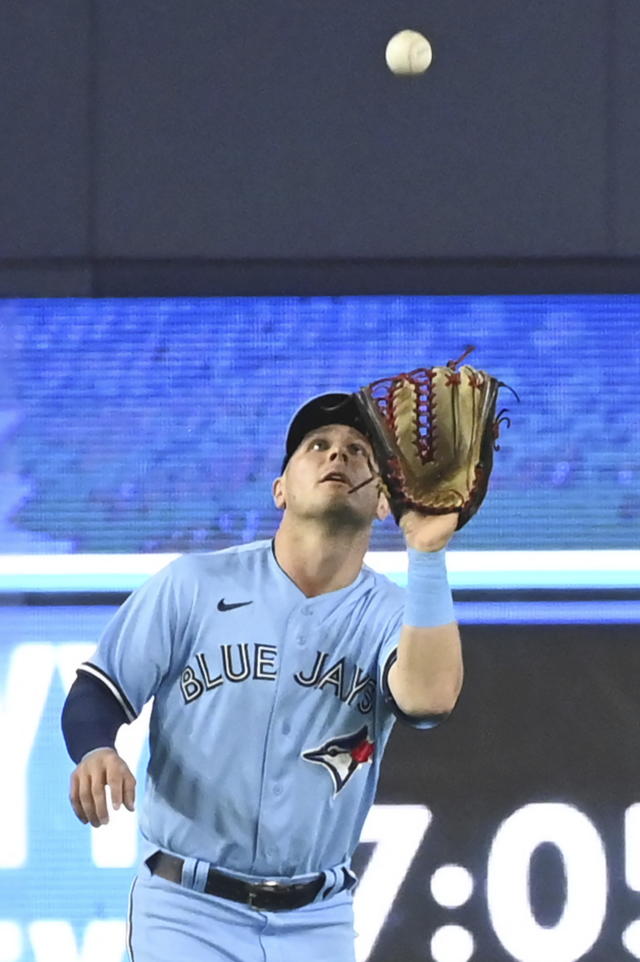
[274,424,387,528]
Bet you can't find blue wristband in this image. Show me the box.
[404,547,455,628]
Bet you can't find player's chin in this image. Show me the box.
[316,496,376,530]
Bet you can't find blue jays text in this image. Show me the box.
[180,644,377,714]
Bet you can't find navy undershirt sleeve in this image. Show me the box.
[382,649,451,729]
[61,672,130,763]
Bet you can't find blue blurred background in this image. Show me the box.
[2,294,639,555]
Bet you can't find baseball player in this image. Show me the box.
[61,392,463,962]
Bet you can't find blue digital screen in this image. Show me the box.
[1,295,638,553]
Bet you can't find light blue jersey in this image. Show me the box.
[80,539,436,883]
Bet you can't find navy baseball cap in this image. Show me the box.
[281,392,369,472]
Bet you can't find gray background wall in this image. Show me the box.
[1,0,639,295]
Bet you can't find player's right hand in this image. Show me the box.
[69,748,136,827]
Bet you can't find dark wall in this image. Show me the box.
[613,0,640,255]
[369,621,640,962]
[1,1,639,295]
[0,1,92,293]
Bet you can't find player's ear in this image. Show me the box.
[272,476,286,511]
[375,488,390,522]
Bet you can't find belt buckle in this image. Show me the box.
[247,879,281,909]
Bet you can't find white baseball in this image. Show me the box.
[385,30,433,76]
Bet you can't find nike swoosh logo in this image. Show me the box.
[217,598,253,612]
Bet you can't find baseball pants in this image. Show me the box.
[127,859,357,962]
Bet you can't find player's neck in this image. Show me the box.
[273,519,369,598]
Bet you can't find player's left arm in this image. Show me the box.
[387,511,463,717]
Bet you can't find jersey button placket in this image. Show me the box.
[252,603,312,868]
[298,604,313,646]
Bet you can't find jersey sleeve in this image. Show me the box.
[377,603,450,731]
[77,557,190,720]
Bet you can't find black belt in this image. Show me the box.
[147,852,327,911]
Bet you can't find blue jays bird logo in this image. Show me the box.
[302,726,375,795]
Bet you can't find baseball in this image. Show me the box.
[385,30,433,76]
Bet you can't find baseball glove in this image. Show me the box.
[353,347,513,529]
